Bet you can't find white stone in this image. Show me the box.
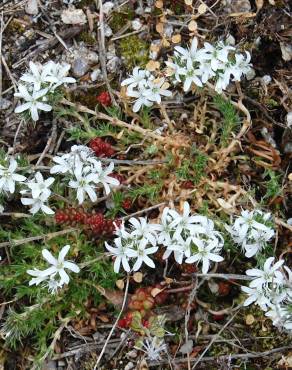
[61,8,87,25]
[261,75,272,85]
[132,19,142,31]
[103,2,114,15]
[280,42,292,62]
[286,112,292,127]
[25,0,39,15]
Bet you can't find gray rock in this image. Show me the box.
[0,98,11,110]
[72,58,90,77]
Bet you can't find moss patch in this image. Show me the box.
[119,35,149,70]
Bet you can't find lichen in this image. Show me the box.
[119,35,149,70]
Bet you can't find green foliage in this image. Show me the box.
[262,169,283,200]
[129,181,163,201]
[139,107,153,129]
[67,123,118,141]
[213,95,240,147]
[176,149,208,184]
[105,191,127,218]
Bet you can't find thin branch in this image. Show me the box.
[0,228,78,248]
[93,274,130,369]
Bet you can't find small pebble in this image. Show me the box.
[132,19,143,31]
[261,75,272,85]
[72,58,90,77]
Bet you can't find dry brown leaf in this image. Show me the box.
[188,20,197,32]
[116,279,125,289]
[151,287,164,297]
[245,314,255,325]
[165,277,173,284]
[95,286,125,308]
[97,314,110,323]
[146,60,160,71]
[156,22,164,34]
[255,0,264,11]
[133,272,143,283]
[198,3,207,14]
[155,0,163,8]
[171,34,181,43]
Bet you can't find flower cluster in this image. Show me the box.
[225,209,274,258]
[21,172,55,215]
[14,61,75,121]
[27,245,80,294]
[121,67,172,112]
[166,37,253,93]
[51,145,119,204]
[242,257,292,332]
[105,202,224,274]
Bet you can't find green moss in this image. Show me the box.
[6,20,25,34]
[77,31,96,45]
[119,35,149,70]
[109,6,135,33]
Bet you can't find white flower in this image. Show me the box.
[214,71,231,93]
[185,238,224,274]
[230,52,252,81]
[21,192,54,215]
[127,86,153,112]
[156,207,173,245]
[14,85,52,121]
[69,161,97,204]
[143,78,172,103]
[0,158,26,194]
[49,62,76,90]
[246,257,284,289]
[241,285,271,311]
[203,41,234,71]
[27,245,80,290]
[175,37,207,64]
[90,160,120,195]
[26,171,54,199]
[121,67,151,89]
[131,238,158,271]
[166,236,192,264]
[20,61,56,91]
[265,304,292,331]
[198,60,216,83]
[244,228,275,258]
[129,217,159,246]
[168,201,201,238]
[225,209,274,258]
[180,59,203,91]
[27,268,48,286]
[105,238,136,273]
[165,60,185,82]
[50,153,73,174]
[138,336,167,361]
